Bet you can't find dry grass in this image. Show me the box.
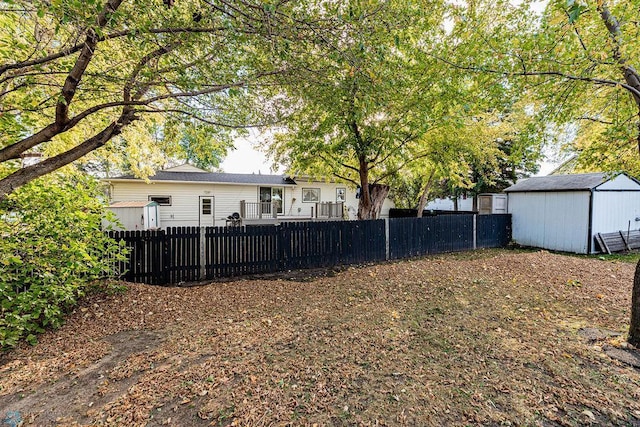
[1,249,640,426]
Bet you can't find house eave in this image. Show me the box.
[103,178,297,187]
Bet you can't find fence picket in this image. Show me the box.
[108,215,511,284]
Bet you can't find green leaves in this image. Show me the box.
[0,171,126,350]
[566,0,587,23]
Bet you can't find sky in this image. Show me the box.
[219,131,282,175]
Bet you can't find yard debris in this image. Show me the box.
[602,345,640,369]
[578,327,622,343]
[1,249,640,426]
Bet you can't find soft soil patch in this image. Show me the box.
[2,249,640,426]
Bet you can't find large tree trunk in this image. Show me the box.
[358,183,390,220]
[416,170,435,218]
[597,3,640,345]
[630,259,640,347]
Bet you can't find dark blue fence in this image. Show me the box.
[477,214,512,248]
[389,215,473,259]
[109,214,510,285]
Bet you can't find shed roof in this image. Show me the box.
[110,200,157,208]
[108,171,297,186]
[504,173,610,193]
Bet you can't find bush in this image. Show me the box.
[0,172,125,350]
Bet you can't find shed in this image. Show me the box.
[504,172,640,254]
[478,193,508,215]
[106,200,160,231]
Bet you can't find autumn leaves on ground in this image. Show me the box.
[1,249,640,426]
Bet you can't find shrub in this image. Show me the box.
[0,171,125,350]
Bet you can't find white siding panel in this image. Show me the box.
[592,191,640,242]
[509,191,590,253]
[290,181,395,219]
[509,193,546,248]
[111,182,214,226]
[109,179,395,227]
[543,192,590,253]
[597,175,640,191]
[211,184,259,225]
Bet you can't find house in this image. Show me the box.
[103,164,394,228]
[504,172,640,254]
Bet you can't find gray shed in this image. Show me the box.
[504,172,640,253]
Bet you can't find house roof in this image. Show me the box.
[504,172,609,192]
[108,171,297,186]
[110,201,157,208]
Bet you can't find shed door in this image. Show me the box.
[199,196,215,226]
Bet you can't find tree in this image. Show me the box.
[396,116,498,216]
[268,0,508,219]
[0,0,327,199]
[441,0,640,345]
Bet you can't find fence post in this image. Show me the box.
[473,214,477,250]
[199,226,206,280]
[162,229,170,285]
[385,218,390,260]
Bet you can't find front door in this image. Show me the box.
[199,196,214,226]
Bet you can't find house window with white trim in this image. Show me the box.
[302,188,320,202]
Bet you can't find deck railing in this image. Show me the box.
[240,200,278,220]
[315,202,344,219]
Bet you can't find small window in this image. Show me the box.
[336,188,346,203]
[202,198,212,215]
[149,195,171,206]
[302,188,320,202]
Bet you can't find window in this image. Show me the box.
[149,195,171,206]
[201,198,212,215]
[259,187,284,214]
[302,188,320,202]
[336,188,346,203]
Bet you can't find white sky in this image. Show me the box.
[219,136,276,174]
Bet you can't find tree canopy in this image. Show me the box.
[266,0,533,219]
[0,0,330,198]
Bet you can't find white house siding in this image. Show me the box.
[508,191,590,253]
[290,181,394,219]
[110,181,266,227]
[109,179,395,227]
[591,191,640,240]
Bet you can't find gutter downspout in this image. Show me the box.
[587,189,594,254]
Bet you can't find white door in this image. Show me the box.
[199,196,214,226]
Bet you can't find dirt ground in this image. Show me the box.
[1,249,640,426]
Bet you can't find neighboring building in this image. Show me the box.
[504,172,640,254]
[424,196,474,211]
[477,193,508,215]
[104,165,394,228]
